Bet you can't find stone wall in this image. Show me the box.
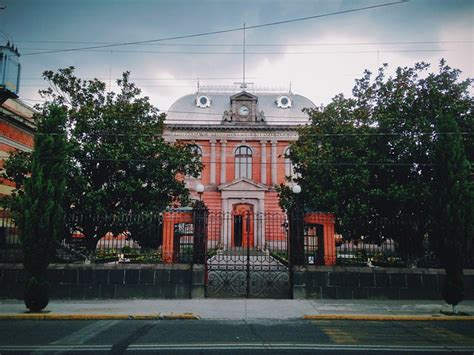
[2,263,473,300]
[0,264,192,299]
[303,266,474,300]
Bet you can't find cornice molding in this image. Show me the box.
[0,136,33,152]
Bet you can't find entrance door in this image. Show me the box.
[232,204,254,248]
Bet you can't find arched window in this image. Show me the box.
[235,145,252,179]
[284,147,295,179]
[189,145,202,179]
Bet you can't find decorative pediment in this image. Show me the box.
[218,177,268,192]
[230,91,258,102]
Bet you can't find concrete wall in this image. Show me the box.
[302,266,474,300]
[0,264,192,300]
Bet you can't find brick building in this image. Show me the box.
[0,43,35,197]
[0,98,35,196]
[164,86,316,250]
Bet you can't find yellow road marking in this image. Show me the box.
[321,327,358,344]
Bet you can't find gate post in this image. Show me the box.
[192,200,208,298]
[192,200,208,264]
[289,202,305,266]
[289,202,306,299]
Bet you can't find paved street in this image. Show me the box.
[0,319,472,354]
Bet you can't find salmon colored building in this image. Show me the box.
[163,86,317,251]
[0,96,35,197]
[0,43,35,197]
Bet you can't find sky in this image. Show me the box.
[1,0,472,111]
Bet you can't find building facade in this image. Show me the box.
[164,86,316,250]
[0,43,35,197]
[0,98,35,195]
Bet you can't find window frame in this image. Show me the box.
[234,145,253,179]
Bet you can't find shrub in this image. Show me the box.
[24,276,49,312]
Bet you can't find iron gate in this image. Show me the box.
[205,210,291,298]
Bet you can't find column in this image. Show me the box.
[222,199,231,249]
[260,140,267,185]
[258,198,265,249]
[220,139,227,184]
[210,139,216,184]
[271,140,277,185]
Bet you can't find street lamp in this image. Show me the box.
[196,183,204,201]
[292,184,301,195]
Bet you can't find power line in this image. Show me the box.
[15,40,473,47]
[20,48,449,56]
[22,0,409,56]
[20,77,255,81]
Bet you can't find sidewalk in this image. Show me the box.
[0,299,473,320]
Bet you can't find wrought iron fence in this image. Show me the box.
[302,223,325,266]
[1,208,472,269]
[205,211,289,259]
[63,212,164,264]
[335,238,405,267]
[334,237,473,269]
[0,210,21,263]
[0,210,165,264]
[204,211,290,298]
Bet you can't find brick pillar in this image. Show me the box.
[260,140,267,185]
[220,139,227,184]
[271,140,277,185]
[210,139,216,184]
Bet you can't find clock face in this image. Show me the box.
[238,105,249,116]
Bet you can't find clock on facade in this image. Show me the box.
[238,105,250,116]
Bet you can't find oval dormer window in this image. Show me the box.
[196,95,211,108]
[276,95,292,109]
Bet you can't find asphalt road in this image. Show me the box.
[0,319,472,354]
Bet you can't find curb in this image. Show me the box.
[0,313,200,320]
[303,314,473,321]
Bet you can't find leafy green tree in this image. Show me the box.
[17,105,68,311]
[283,60,473,265]
[4,67,201,251]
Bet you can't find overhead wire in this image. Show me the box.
[15,40,473,47]
[21,0,409,56]
[18,48,451,57]
[20,77,256,81]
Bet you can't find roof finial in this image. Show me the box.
[197,78,200,92]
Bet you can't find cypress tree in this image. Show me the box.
[19,105,68,312]
[430,112,472,313]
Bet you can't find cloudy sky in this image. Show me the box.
[1,0,472,111]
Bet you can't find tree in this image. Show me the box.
[17,105,68,311]
[283,60,473,265]
[430,112,472,312]
[3,67,201,251]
